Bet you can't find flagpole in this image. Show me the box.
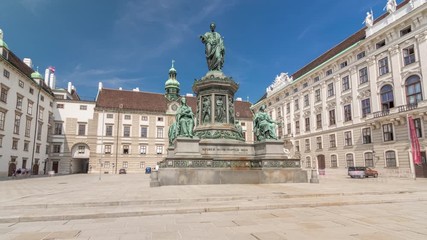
[407,114,416,180]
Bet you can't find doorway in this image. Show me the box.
[52,161,59,173]
[317,154,326,175]
[415,151,427,178]
[8,163,16,177]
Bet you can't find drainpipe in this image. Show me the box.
[115,104,123,174]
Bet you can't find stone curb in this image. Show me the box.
[1,197,426,224]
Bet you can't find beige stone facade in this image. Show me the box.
[254,1,427,177]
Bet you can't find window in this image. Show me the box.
[362,128,372,144]
[25,118,31,137]
[381,85,394,110]
[304,94,309,107]
[78,146,85,154]
[53,144,61,153]
[123,125,131,137]
[137,126,147,138]
[285,92,289,97]
[405,75,423,104]
[316,137,322,149]
[106,125,113,136]
[56,104,64,109]
[157,117,163,122]
[329,134,336,148]
[40,95,44,102]
[383,123,394,142]
[294,99,299,111]
[403,45,415,66]
[78,124,86,136]
[0,110,5,130]
[414,118,422,138]
[340,61,348,69]
[12,139,18,150]
[16,95,23,110]
[295,140,300,152]
[29,88,34,94]
[329,109,336,126]
[331,155,338,168]
[385,150,397,167]
[277,107,282,117]
[3,69,10,78]
[105,145,112,154]
[293,88,298,93]
[326,69,332,76]
[286,103,290,114]
[106,114,113,119]
[24,142,29,151]
[1,86,8,103]
[305,157,311,168]
[140,145,147,154]
[157,127,164,138]
[315,89,321,102]
[156,145,163,154]
[14,114,21,134]
[19,80,24,88]
[378,57,389,76]
[342,76,350,91]
[357,51,366,60]
[316,114,322,129]
[361,99,371,118]
[313,76,320,82]
[122,161,128,169]
[359,67,368,84]
[141,116,148,121]
[344,104,352,122]
[365,152,374,167]
[305,117,310,132]
[327,83,334,97]
[27,101,33,115]
[79,105,87,110]
[123,145,129,154]
[344,131,352,146]
[36,144,41,153]
[305,139,310,151]
[54,123,63,135]
[400,26,411,36]
[37,122,42,140]
[346,154,354,167]
[124,115,131,120]
[140,161,145,169]
[376,39,386,49]
[104,161,110,168]
[0,135,2,147]
[303,82,308,88]
[287,123,291,135]
[295,120,300,134]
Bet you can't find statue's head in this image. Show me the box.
[210,22,216,32]
[260,105,266,112]
[181,97,187,105]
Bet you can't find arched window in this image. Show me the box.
[305,156,311,168]
[380,85,394,110]
[405,75,423,104]
[346,153,354,167]
[385,150,397,167]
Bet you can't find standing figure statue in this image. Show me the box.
[384,0,397,14]
[235,120,243,139]
[363,10,374,27]
[176,97,195,137]
[202,96,211,124]
[200,22,225,71]
[253,105,278,141]
[228,96,235,124]
[215,96,225,123]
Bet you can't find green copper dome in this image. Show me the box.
[31,71,43,79]
[165,60,180,89]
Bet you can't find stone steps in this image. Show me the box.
[1,190,427,223]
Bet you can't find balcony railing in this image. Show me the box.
[398,103,418,113]
[373,109,390,118]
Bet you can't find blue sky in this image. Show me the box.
[1,0,392,102]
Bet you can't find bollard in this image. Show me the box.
[150,171,160,187]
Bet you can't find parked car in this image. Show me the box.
[348,167,378,178]
[119,168,127,174]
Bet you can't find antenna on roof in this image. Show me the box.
[172,59,175,68]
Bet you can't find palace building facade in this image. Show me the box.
[254,0,427,177]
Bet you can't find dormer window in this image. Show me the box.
[357,51,366,60]
[340,61,348,69]
[400,26,411,37]
[376,40,386,49]
[326,69,332,76]
[1,49,8,59]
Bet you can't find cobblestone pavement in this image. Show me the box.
[0,170,427,239]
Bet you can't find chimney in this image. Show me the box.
[236,97,243,101]
[44,68,50,86]
[49,71,56,89]
[119,87,122,90]
[185,93,193,97]
[68,82,72,93]
[133,87,140,92]
[98,82,103,91]
[23,58,33,68]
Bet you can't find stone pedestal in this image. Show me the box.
[310,169,319,184]
[173,137,201,157]
[150,171,160,187]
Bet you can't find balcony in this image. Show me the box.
[398,103,418,113]
[368,101,426,120]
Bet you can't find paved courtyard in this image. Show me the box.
[1,171,427,239]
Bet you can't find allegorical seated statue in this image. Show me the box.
[175,97,195,137]
[200,22,225,71]
[253,104,278,141]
